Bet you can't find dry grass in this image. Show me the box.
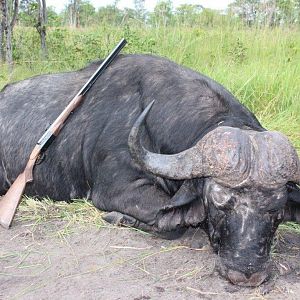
[15,196,105,228]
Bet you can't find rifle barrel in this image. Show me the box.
[80,38,127,96]
[37,38,127,149]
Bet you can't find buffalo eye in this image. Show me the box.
[211,191,236,210]
[205,180,237,210]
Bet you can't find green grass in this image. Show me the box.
[1,25,299,148]
[1,25,300,231]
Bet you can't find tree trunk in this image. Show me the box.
[73,0,76,26]
[0,1,4,63]
[36,0,47,59]
[74,0,80,27]
[1,0,13,71]
[68,4,73,26]
[69,0,78,27]
[268,0,277,27]
[10,0,19,30]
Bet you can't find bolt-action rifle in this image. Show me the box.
[0,38,127,229]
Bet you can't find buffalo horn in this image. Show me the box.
[128,101,207,180]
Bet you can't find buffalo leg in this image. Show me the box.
[102,211,153,231]
[102,211,187,240]
[93,180,188,234]
[90,153,191,237]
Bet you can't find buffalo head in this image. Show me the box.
[128,101,300,286]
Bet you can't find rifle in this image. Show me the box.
[0,38,127,229]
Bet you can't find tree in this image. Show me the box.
[19,0,38,26]
[229,0,300,27]
[276,0,298,25]
[18,0,48,58]
[65,0,79,27]
[0,0,14,70]
[0,1,4,62]
[134,0,146,21]
[150,0,173,27]
[47,6,62,26]
[0,0,18,66]
[295,0,300,25]
[78,1,95,26]
[36,0,47,58]
[10,0,18,28]
[121,7,136,23]
[63,0,96,27]
[228,0,260,26]
[175,4,203,26]
[96,5,123,25]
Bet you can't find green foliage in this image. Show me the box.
[78,1,96,26]
[18,1,62,27]
[15,0,300,29]
[95,5,123,25]
[228,38,247,63]
[122,25,156,53]
[175,4,203,26]
[0,25,299,153]
[150,0,173,26]
[229,0,300,27]
[47,6,63,27]
[133,0,146,21]
[18,0,39,26]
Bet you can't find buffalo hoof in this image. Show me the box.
[102,211,153,232]
[217,261,271,287]
[102,211,136,226]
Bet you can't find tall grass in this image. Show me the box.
[0,25,299,151]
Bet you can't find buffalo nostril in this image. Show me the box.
[245,264,256,278]
[244,271,252,279]
[217,261,272,287]
[227,269,269,286]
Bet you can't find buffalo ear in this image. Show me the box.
[161,179,206,227]
[184,196,206,227]
[287,183,300,204]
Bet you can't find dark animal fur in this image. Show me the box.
[0,55,263,222]
[0,55,299,284]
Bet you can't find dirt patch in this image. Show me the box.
[1,204,300,300]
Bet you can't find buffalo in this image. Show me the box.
[0,54,299,286]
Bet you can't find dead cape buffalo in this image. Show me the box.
[0,54,299,286]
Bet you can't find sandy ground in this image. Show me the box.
[1,203,300,300]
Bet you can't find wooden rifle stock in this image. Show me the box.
[0,38,127,229]
[0,95,83,229]
[0,146,40,228]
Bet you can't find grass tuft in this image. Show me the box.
[15,196,106,228]
[279,222,300,234]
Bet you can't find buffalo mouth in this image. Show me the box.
[217,259,271,287]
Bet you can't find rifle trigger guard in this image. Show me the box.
[35,152,46,165]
